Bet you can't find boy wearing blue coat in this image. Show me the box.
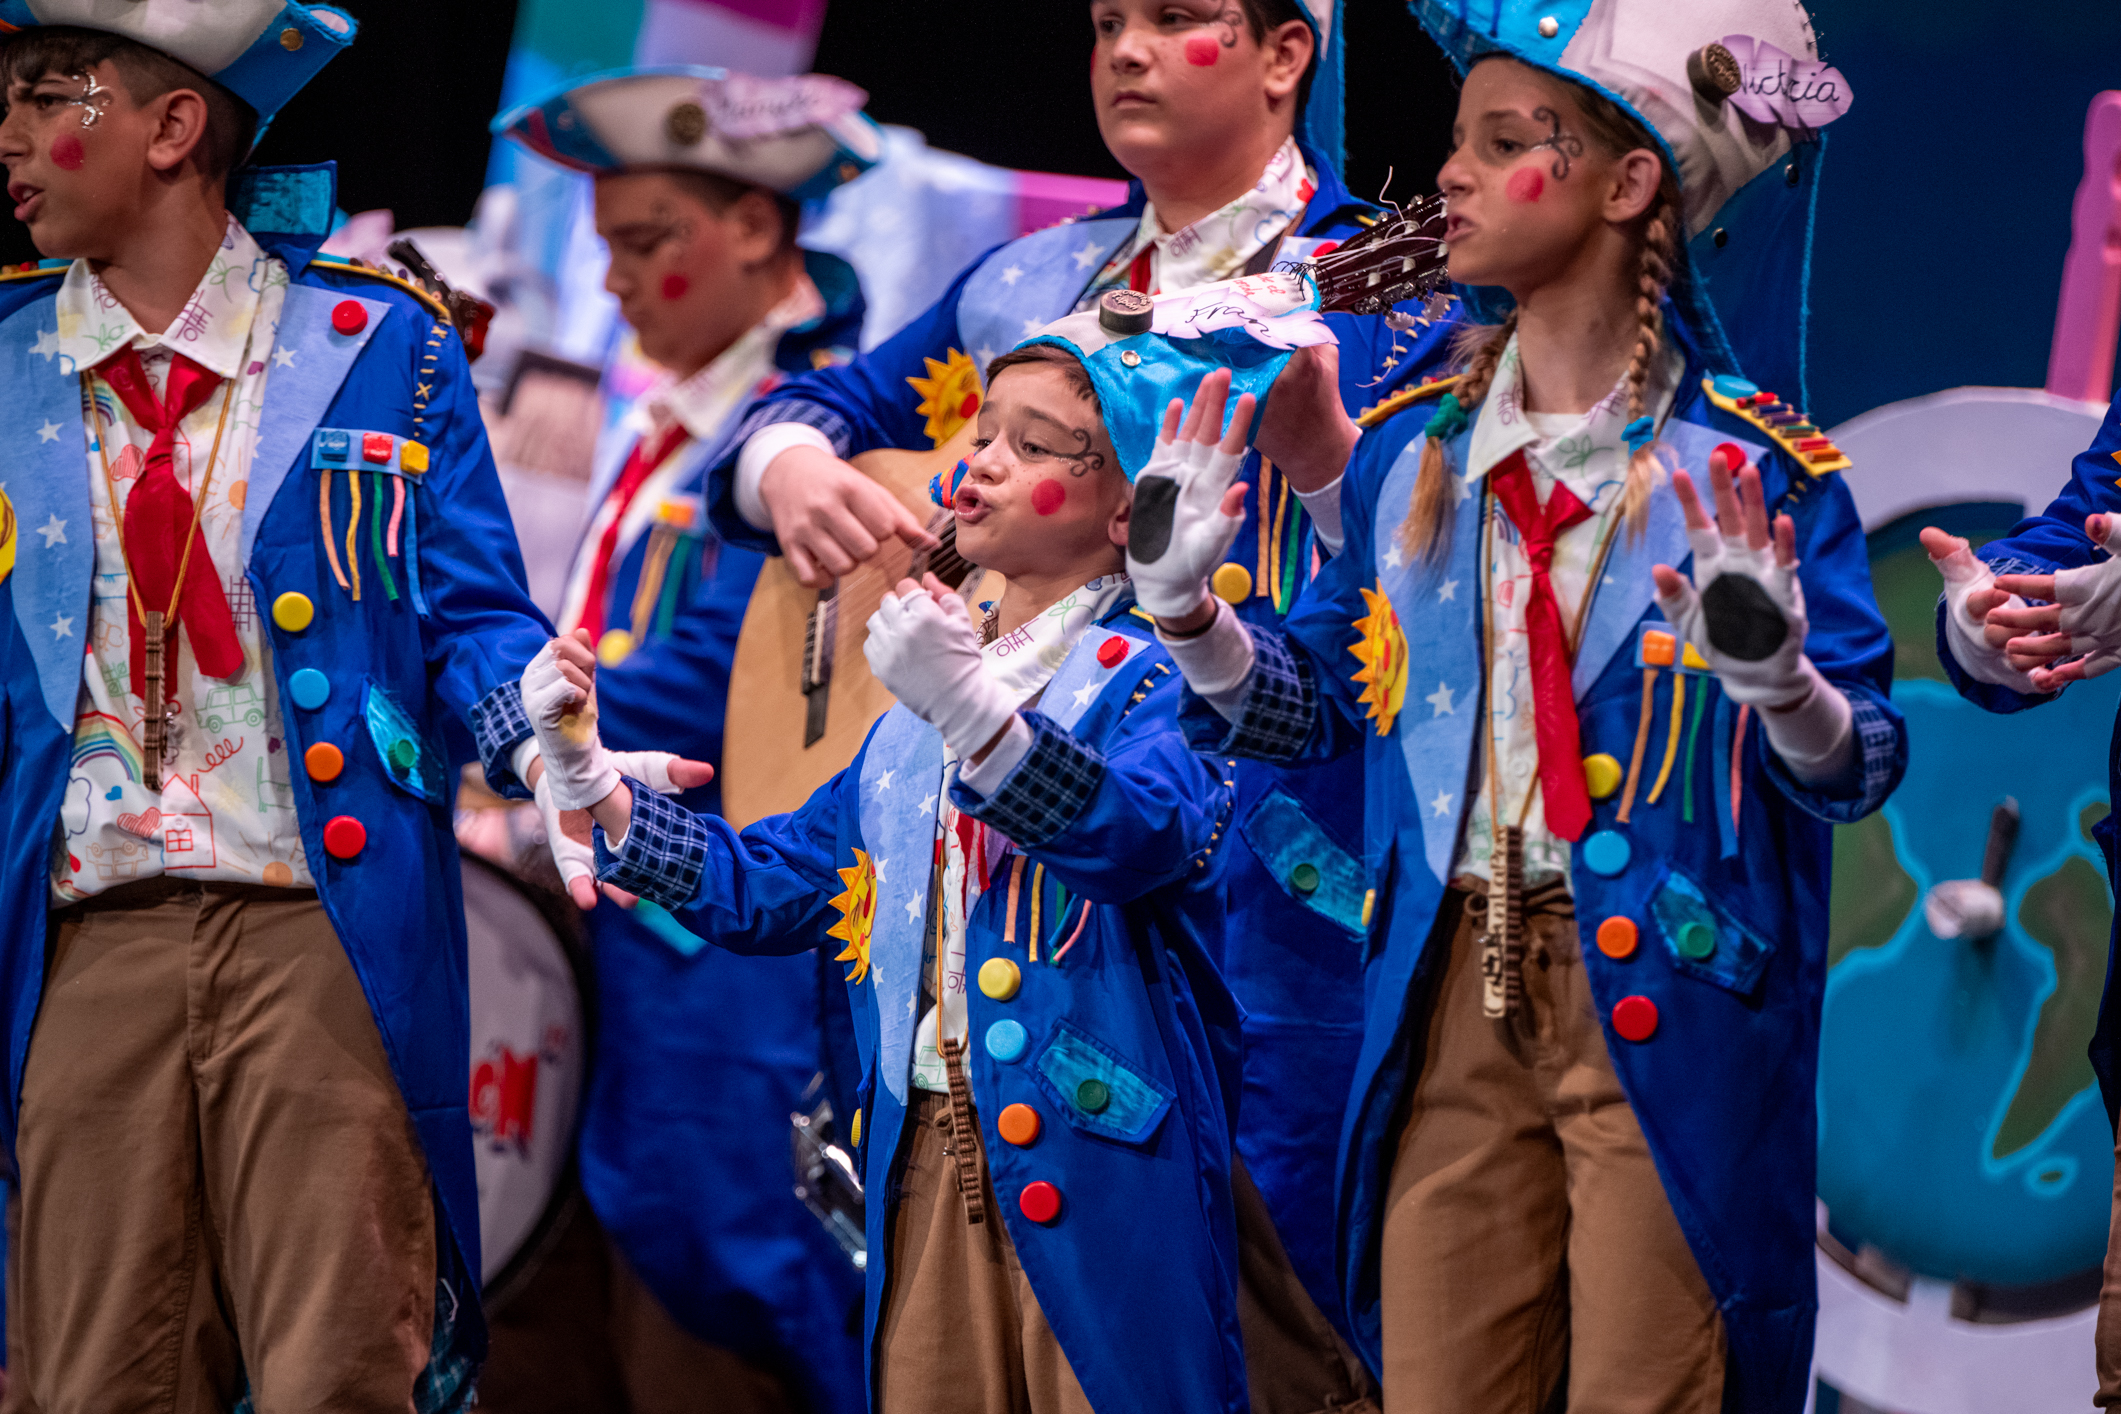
[527,283,1338,1414]
[0,6,551,1406]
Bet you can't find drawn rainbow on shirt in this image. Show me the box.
[71,710,143,783]
[827,849,878,984]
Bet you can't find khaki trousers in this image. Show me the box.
[11,879,436,1413]
[1233,1158,1380,1414]
[2097,1136,2121,1406]
[1379,883,1725,1414]
[874,1092,1091,1414]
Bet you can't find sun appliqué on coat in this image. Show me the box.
[1349,585,1409,736]
[827,848,879,984]
[906,348,982,447]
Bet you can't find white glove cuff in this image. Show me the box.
[736,423,836,532]
[957,716,1034,795]
[1157,601,1256,722]
[1940,576,2040,691]
[546,748,619,812]
[1294,474,1345,555]
[1759,659,1855,784]
[510,738,542,789]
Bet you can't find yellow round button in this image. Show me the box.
[1211,563,1254,604]
[1582,752,1623,800]
[977,957,1021,1002]
[597,628,637,667]
[849,1109,862,1147]
[271,591,314,633]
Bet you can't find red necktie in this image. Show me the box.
[99,346,242,692]
[1488,451,1594,842]
[574,424,688,641]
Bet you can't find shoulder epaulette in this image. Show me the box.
[1355,374,1462,429]
[309,258,453,324]
[1700,375,1849,476]
[0,261,64,283]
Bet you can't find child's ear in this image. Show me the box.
[144,87,211,176]
[1108,480,1134,549]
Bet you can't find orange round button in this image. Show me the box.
[323,815,366,859]
[1612,995,1659,1042]
[1595,916,1638,960]
[997,1103,1042,1147]
[1019,1181,1062,1224]
[304,741,344,782]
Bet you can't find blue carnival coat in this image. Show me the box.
[1183,315,1908,1413]
[570,249,867,1412]
[593,596,1249,1414]
[1935,392,2121,1130]
[702,146,1458,1327]
[0,165,551,1397]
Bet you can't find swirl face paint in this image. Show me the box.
[49,135,84,171]
[1505,167,1544,203]
[1031,480,1067,516]
[660,272,690,300]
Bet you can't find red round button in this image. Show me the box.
[323,814,366,859]
[1096,635,1127,669]
[1612,995,1659,1043]
[1018,1180,1062,1224]
[1712,441,1750,475]
[330,299,368,335]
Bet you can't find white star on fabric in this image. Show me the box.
[1071,681,1099,710]
[906,991,918,1016]
[37,514,66,547]
[917,793,937,815]
[875,768,894,792]
[873,856,889,884]
[975,348,998,368]
[1451,475,1472,505]
[904,893,923,922]
[1382,543,1405,571]
[273,346,298,368]
[48,614,71,639]
[1430,789,1454,818]
[999,264,1024,286]
[36,420,60,443]
[31,327,58,361]
[1436,578,1457,602]
[1426,681,1455,716]
[1071,240,1101,270]
[1021,317,1044,336]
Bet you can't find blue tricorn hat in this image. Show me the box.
[1410,0,1851,387]
[493,66,883,204]
[0,0,355,124]
[1296,0,1346,177]
[1016,275,1335,482]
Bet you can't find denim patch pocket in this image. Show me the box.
[1032,1019,1175,1147]
[1237,785,1368,935]
[362,680,445,803]
[1649,865,1775,997]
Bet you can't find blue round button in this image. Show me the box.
[288,668,330,711]
[985,1019,1028,1063]
[1581,830,1632,877]
[1711,373,1759,401]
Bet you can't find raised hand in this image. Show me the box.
[760,445,939,589]
[864,577,1018,758]
[1128,367,1253,623]
[1650,447,1814,710]
[1990,513,2121,689]
[1254,344,1359,493]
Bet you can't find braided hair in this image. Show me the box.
[1398,64,1685,564]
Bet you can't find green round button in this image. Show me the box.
[1075,1078,1111,1114]
[1289,862,1321,896]
[1677,921,1717,960]
[388,738,418,773]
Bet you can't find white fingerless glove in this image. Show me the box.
[1126,432,1249,618]
[534,771,596,896]
[522,641,618,810]
[1930,542,2036,689]
[2048,517,2121,680]
[864,590,1017,757]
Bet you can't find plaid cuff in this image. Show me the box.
[594,778,711,909]
[728,398,855,461]
[469,680,535,799]
[1225,629,1319,762]
[1766,686,1907,825]
[953,711,1105,848]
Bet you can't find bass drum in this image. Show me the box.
[462,853,589,1310]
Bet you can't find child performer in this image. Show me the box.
[1128,4,1902,1409]
[526,282,1337,1414]
[0,6,554,1407]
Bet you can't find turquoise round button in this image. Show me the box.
[288,668,330,711]
[1711,373,1759,400]
[388,738,418,773]
[1075,1078,1111,1114]
[985,1019,1028,1063]
[1581,830,1631,877]
[1677,921,1717,960]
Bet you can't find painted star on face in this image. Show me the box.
[999,264,1024,286]
[1425,681,1455,717]
[1430,789,1454,818]
[1071,240,1101,270]
[36,420,61,443]
[37,514,67,547]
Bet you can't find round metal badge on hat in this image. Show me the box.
[1098,289,1153,337]
[665,100,709,147]
[1688,43,1743,104]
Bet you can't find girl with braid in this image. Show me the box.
[1125,2,1894,1409]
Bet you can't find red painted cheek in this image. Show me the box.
[1031,480,1067,516]
[1505,168,1544,203]
[49,135,83,171]
[1184,35,1221,66]
[659,272,689,301]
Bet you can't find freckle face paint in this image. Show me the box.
[1031,480,1067,516]
[1505,167,1543,203]
[1184,35,1220,66]
[49,135,83,171]
[660,272,689,300]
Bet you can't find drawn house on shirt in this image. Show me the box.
[160,773,217,871]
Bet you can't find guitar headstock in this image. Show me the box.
[1304,194,1451,321]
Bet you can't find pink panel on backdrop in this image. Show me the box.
[662,0,829,34]
[1015,170,1132,238]
[2048,91,2121,402]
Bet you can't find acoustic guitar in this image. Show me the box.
[718,198,1450,829]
